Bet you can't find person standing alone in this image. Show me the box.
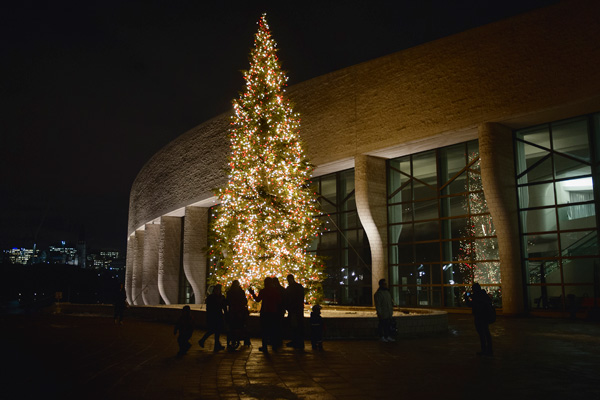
[469,283,493,356]
[113,283,127,325]
[374,279,395,342]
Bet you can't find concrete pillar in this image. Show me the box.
[131,230,145,305]
[142,223,161,305]
[479,122,525,315]
[125,235,135,305]
[355,154,388,302]
[183,206,208,304]
[159,216,182,305]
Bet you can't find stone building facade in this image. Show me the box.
[127,1,600,315]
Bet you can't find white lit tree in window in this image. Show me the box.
[458,154,500,286]
[208,14,323,302]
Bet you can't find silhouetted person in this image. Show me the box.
[310,304,324,351]
[226,280,250,350]
[374,278,395,342]
[249,277,282,353]
[285,274,305,349]
[174,305,194,356]
[114,283,127,324]
[198,284,226,352]
[273,276,286,349]
[469,283,493,356]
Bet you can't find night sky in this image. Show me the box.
[0,0,557,253]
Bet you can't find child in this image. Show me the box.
[310,304,324,351]
[174,305,194,356]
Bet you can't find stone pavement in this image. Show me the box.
[3,312,600,400]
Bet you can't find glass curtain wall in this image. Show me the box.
[387,140,501,308]
[309,169,372,305]
[515,114,600,311]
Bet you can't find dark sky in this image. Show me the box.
[0,0,557,253]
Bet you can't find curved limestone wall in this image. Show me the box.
[128,1,600,236]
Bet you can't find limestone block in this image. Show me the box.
[183,206,208,304]
[159,216,182,305]
[131,230,145,305]
[142,224,161,305]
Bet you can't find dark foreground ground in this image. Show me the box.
[2,311,599,400]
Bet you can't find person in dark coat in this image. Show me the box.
[310,304,324,351]
[249,277,282,353]
[285,274,305,350]
[198,284,226,352]
[469,283,493,356]
[174,305,194,356]
[272,276,286,350]
[113,283,127,324]
[374,279,395,342]
[226,280,250,350]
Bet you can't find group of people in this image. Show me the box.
[174,274,324,356]
[174,276,494,357]
[174,281,247,356]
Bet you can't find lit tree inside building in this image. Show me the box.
[208,14,323,301]
[458,154,501,294]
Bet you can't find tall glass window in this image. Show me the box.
[309,169,372,305]
[515,114,600,311]
[387,140,501,308]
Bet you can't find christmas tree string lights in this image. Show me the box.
[208,14,323,302]
[458,153,501,299]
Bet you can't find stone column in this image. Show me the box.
[159,216,182,305]
[125,235,135,305]
[131,230,145,305]
[183,206,208,304]
[479,122,525,315]
[355,154,388,301]
[142,223,161,305]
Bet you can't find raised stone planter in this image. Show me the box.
[55,303,448,340]
[316,306,448,339]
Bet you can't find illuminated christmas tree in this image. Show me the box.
[458,153,500,286]
[208,14,323,302]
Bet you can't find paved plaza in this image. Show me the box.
[3,311,600,399]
